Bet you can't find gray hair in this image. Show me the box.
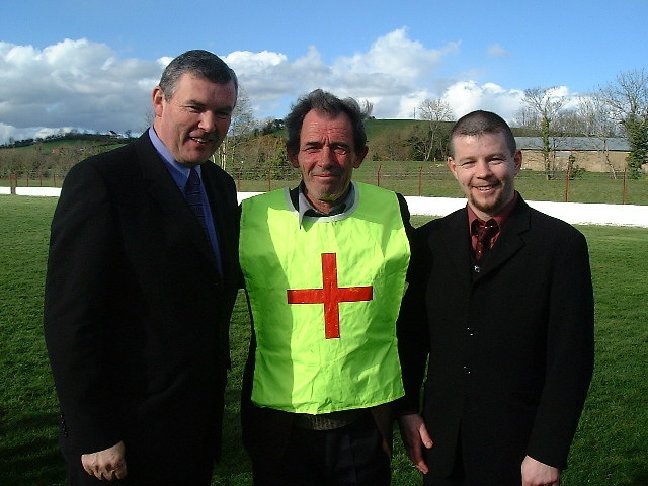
[158,50,238,100]
[285,89,368,157]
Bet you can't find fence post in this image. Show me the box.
[622,168,628,205]
[563,167,570,202]
[418,166,423,196]
[9,173,16,194]
[377,164,382,187]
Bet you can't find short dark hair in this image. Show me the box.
[285,89,368,157]
[448,110,516,157]
[158,50,238,100]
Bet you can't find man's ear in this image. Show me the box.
[513,149,522,175]
[447,156,459,181]
[288,150,300,168]
[353,146,369,168]
[152,86,164,117]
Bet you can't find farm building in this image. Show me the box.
[515,137,630,174]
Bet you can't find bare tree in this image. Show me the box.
[598,69,648,178]
[577,94,622,178]
[512,106,541,130]
[522,87,566,179]
[216,86,257,170]
[577,95,620,138]
[417,97,454,162]
[552,109,586,136]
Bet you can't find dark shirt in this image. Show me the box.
[467,192,518,258]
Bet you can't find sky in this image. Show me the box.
[1,0,647,144]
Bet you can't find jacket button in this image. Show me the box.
[474,264,481,273]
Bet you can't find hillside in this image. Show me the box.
[1,119,540,153]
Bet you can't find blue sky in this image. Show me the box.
[1,0,646,144]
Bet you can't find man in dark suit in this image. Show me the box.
[44,50,240,485]
[397,110,594,486]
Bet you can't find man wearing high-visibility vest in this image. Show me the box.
[239,89,412,485]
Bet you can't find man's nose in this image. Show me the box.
[317,145,336,166]
[198,112,216,132]
[475,160,493,176]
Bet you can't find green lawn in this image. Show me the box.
[0,196,646,485]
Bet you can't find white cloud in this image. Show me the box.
[0,39,159,143]
[444,81,524,122]
[335,28,457,82]
[224,28,462,119]
[0,32,577,145]
[487,43,510,58]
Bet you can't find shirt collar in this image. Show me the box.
[467,191,518,230]
[148,127,201,191]
[296,181,355,227]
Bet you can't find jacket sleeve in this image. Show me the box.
[394,222,432,415]
[526,227,594,468]
[44,160,124,455]
[396,192,414,241]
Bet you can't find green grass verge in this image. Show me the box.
[1,196,646,485]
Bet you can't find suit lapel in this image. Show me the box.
[476,197,531,280]
[202,162,234,281]
[135,135,220,271]
[438,209,473,290]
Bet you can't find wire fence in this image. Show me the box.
[1,165,646,206]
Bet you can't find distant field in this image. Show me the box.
[2,127,647,206]
[0,196,646,485]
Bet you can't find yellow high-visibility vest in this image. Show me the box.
[240,182,410,413]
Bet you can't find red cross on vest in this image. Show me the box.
[287,253,373,339]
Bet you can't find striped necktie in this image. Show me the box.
[184,167,208,233]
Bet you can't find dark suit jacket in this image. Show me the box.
[397,195,594,483]
[44,132,239,482]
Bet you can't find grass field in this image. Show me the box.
[1,196,647,485]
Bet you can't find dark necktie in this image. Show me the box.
[184,167,208,233]
[472,219,499,261]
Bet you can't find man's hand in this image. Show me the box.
[81,440,128,481]
[521,455,560,486]
[398,413,433,474]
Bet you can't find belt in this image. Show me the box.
[292,408,365,430]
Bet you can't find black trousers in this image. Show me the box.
[251,412,391,486]
[423,436,467,486]
[422,434,521,486]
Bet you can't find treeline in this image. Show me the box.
[0,119,534,180]
[0,134,136,179]
[0,131,138,149]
